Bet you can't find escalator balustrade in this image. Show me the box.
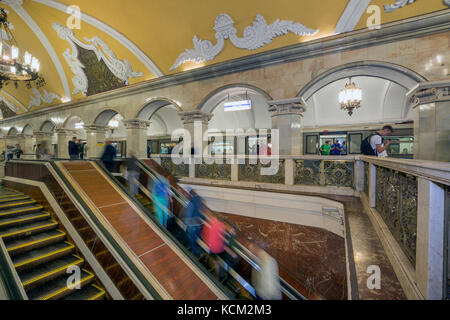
[0,187,107,300]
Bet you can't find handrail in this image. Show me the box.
[94,159,236,299]
[0,238,28,300]
[5,159,162,300]
[136,158,308,300]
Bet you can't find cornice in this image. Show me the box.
[1,10,449,125]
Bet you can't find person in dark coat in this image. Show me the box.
[68,137,80,160]
[100,140,117,172]
[184,188,205,257]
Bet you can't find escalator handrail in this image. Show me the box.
[93,160,236,300]
[0,236,28,300]
[136,159,308,300]
[43,160,163,300]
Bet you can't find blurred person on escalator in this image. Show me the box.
[152,176,171,228]
[250,243,282,300]
[126,151,140,197]
[101,140,117,172]
[184,188,205,258]
[40,141,54,160]
[202,216,226,279]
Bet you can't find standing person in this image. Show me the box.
[152,177,170,227]
[360,125,393,157]
[126,151,140,197]
[251,244,282,300]
[320,141,331,155]
[6,145,14,160]
[100,140,117,172]
[14,144,23,159]
[341,141,347,155]
[68,137,80,160]
[184,188,205,258]
[330,139,343,155]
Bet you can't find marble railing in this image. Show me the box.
[152,154,361,195]
[360,156,450,300]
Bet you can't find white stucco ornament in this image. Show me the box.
[0,95,18,113]
[52,23,142,96]
[170,14,318,71]
[384,0,417,13]
[29,88,63,108]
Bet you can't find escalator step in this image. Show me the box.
[6,230,66,256]
[13,241,75,271]
[0,192,24,199]
[0,196,30,204]
[0,205,44,219]
[0,199,37,210]
[26,269,94,300]
[20,254,84,289]
[62,284,106,300]
[0,212,51,230]
[0,220,58,241]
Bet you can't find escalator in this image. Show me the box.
[104,158,309,300]
[0,186,106,300]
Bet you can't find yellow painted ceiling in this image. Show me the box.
[0,0,447,115]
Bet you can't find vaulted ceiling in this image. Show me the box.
[0,0,446,116]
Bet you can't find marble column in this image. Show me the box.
[34,131,54,153]
[84,124,108,159]
[179,110,213,161]
[415,178,445,300]
[409,80,450,162]
[123,119,151,158]
[268,98,305,156]
[55,129,79,159]
[16,134,34,158]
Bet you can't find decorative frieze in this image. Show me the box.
[170,13,318,71]
[122,119,151,130]
[179,110,213,124]
[409,80,450,108]
[83,124,108,133]
[29,88,63,108]
[268,97,305,117]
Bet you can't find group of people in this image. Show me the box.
[68,137,86,160]
[3,144,23,160]
[320,140,347,156]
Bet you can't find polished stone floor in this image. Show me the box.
[193,182,407,300]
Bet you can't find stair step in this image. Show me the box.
[12,241,75,271]
[0,212,51,230]
[0,220,58,241]
[20,254,84,289]
[0,192,24,199]
[0,199,37,210]
[6,230,66,256]
[0,205,44,219]
[26,269,94,300]
[0,196,30,204]
[62,284,106,300]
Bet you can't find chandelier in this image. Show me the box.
[0,7,45,89]
[338,78,362,116]
[108,119,119,134]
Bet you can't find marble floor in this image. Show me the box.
[192,182,407,300]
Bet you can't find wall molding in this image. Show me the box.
[170,13,318,71]
[53,23,143,96]
[0,10,449,125]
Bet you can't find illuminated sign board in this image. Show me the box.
[224,100,251,112]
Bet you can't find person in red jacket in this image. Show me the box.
[202,216,226,277]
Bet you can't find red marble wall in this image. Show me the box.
[217,212,347,300]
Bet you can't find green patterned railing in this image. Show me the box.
[238,159,285,184]
[364,162,369,197]
[196,161,231,180]
[160,157,189,177]
[375,166,418,265]
[294,160,321,185]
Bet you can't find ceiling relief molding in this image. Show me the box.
[53,23,143,96]
[28,88,63,108]
[2,0,71,100]
[32,0,164,77]
[384,0,417,13]
[170,13,318,71]
[0,94,18,114]
[0,90,27,111]
[334,0,371,34]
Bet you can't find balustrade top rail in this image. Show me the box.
[150,154,360,161]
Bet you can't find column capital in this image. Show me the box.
[55,128,79,135]
[33,131,54,138]
[83,124,108,133]
[409,80,450,108]
[178,110,213,124]
[268,97,305,117]
[122,118,151,129]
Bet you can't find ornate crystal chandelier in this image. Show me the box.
[0,7,45,89]
[338,78,362,116]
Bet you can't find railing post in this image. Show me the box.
[416,178,446,300]
[319,160,325,186]
[285,159,294,186]
[231,159,238,182]
[189,156,195,178]
[355,160,364,192]
[368,163,377,208]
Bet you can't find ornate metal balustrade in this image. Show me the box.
[238,158,285,184]
[196,161,231,180]
[294,159,355,188]
[364,162,369,197]
[160,157,189,177]
[294,160,321,185]
[375,165,418,265]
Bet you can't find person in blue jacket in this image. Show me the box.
[100,140,117,172]
[184,188,205,257]
[152,177,170,227]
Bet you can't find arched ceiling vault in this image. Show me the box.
[0,0,446,116]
